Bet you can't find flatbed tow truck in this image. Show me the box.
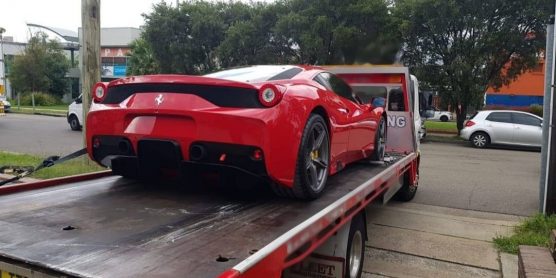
[0,66,427,278]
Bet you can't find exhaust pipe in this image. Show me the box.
[190,144,207,161]
[118,140,132,154]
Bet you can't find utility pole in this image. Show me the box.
[540,16,554,212]
[0,27,5,97]
[81,0,101,148]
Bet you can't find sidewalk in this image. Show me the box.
[363,202,523,278]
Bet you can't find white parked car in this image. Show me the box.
[0,96,11,112]
[67,95,83,131]
[427,106,453,122]
[460,110,542,148]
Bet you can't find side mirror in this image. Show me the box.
[75,97,82,104]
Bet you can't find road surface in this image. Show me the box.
[0,113,82,156]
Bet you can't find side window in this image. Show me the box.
[513,113,541,126]
[313,73,331,89]
[314,73,356,103]
[486,112,512,123]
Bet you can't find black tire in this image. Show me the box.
[369,117,386,161]
[394,169,418,202]
[440,115,449,122]
[273,114,330,200]
[470,132,490,148]
[69,115,81,131]
[345,213,365,278]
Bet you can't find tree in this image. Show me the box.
[8,33,69,97]
[127,37,160,75]
[273,0,400,64]
[142,1,253,74]
[395,0,552,133]
[216,3,295,67]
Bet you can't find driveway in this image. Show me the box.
[416,141,541,216]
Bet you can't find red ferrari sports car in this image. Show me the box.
[86,65,386,199]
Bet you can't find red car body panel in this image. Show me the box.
[86,66,384,187]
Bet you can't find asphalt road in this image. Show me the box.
[0,113,542,216]
[416,141,541,216]
[0,113,83,156]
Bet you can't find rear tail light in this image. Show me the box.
[92,82,108,103]
[258,84,283,107]
[251,149,263,161]
[465,120,475,127]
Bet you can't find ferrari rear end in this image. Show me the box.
[86,75,289,184]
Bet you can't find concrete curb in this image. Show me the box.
[422,134,468,146]
[10,111,67,118]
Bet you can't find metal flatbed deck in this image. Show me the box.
[0,154,410,277]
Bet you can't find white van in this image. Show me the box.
[67,94,83,131]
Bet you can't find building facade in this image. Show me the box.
[79,27,140,80]
[485,61,545,107]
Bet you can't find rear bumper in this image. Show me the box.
[86,96,301,186]
[460,128,472,140]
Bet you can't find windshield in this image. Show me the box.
[204,65,302,83]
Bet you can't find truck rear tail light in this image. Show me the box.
[258,84,283,107]
[465,120,475,127]
[92,82,108,103]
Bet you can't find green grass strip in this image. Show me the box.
[424,121,458,133]
[494,213,556,254]
[0,151,105,180]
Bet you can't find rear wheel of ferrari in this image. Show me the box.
[273,114,330,200]
[369,117,386,161]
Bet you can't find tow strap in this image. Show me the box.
[0,148,88,187]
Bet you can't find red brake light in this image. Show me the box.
[465,120,475,127]
[258,84,283,107]
[92,82,108,103]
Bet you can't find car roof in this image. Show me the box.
[478,110,542,118]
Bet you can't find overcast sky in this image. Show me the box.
[1,0,270,42]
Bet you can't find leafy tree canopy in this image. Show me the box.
[135,0,399,74]
[394,0,552,132]
[8,33,70,97]
[127,37,160,75]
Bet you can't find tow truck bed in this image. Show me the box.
[0,153,410,278]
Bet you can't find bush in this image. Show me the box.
[19,92,62,106]
[530,104,543,117]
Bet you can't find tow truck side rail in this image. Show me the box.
[225,153,415,278]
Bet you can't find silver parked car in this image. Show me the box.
[460,110,542,148]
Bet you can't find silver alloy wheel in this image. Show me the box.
[473,134,487,147]
[349,230,363,278]
[305,122,329,192]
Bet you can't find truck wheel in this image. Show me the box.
[346,214,365,278]
[369,117,386,161]
[273,114,329,200]
[440,115,449,122]
[69,115,81,131]
[395,170,418,202]
[470,132,489,148]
